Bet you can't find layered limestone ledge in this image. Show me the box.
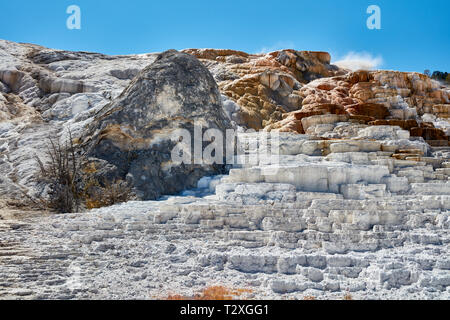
[410,182,450,195]
[228,163,390,194]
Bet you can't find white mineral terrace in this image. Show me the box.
[0,132,449,299]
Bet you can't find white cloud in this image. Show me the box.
[257,41,296,54]
[333,52,383,71]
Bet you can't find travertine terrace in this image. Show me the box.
[0,41,449,300]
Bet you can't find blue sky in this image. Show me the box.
[0,0,449,73]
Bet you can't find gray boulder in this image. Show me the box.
[82,50,232,200]
[0,80,9,93]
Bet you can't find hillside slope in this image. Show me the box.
[0,40,449,300]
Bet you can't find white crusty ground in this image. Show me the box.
[0,40,449,300]
[0,185,449,300]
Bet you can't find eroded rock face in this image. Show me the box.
[0,40,160,203]
[0,40,449,301]
[1,131,449,300]
[2,40,446,204]
[266,70,450,145]
[183,48,346,129]
[83,50,232,200]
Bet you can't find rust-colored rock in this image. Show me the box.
[300,103,347,115]
[345,103,389,119]
[182,48,346,130]
[432,104,450,118]
[293,70,449,123]
[266,104,347,134]
[410,127,449,141]
[182,49,249,61]
[299,78,357,110]
[368,119,419,131]
[346,70,374,85]
[349,115,376,124]
[183,49,449,140]
[264,112,305,133]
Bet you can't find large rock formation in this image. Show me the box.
[0,41,449,300]
[1,131,449,300]
[0,40,159,203]
[266,70,450,146]
[82,50,232,199]
[183,50,449,146]
[183,49,346,130]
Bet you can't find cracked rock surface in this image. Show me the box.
[1,132,449,300]
[0,41,449,300]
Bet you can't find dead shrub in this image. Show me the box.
[35,129,81,213]
[35,129,133,213]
